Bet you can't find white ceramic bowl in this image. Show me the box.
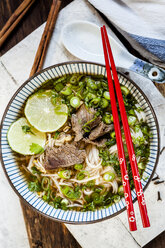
[0,62,160,224]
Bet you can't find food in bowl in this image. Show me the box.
[7,73,151,211]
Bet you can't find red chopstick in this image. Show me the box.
[101,27,137,231]
[101,25,150,228]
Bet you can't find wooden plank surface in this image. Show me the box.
[0,1,81,248]
[0,0,164,248]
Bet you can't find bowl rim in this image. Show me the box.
[0,61,160,224]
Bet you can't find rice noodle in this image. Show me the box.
[85,145,102,168]
[59,182,73,187]
[45,132,73,148]
[109,180,118,194]
[109,144,118,154]
[41,173,59,178]
[24,143,119,207]
[70,175,100,183]
[27,155,35,173]
[135,104,146,122]
[83,189,93,195]
[101,166,116,175]
[67,204,83,208]
[51,177,63,194]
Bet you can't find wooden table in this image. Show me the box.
[0,1,164,247]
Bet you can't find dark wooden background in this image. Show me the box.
[0,0,164,247]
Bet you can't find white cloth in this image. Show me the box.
[88,0,165,39]
[88,0,165,67]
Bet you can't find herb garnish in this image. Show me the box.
[53,131,60,139]
[28,180,41,192]
[22,125,35,135]
[30,143,44,154]
[31,166,41,175]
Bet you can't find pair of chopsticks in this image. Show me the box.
[30,0,61,76]
[0,0,36,48]
[101,25,150,231]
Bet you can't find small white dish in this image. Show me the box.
[61,21,135,67]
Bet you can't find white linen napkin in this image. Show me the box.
[88,0,165,67]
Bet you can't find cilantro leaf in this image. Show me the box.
[53,131,60,139]
[28,180,41,192]
[22,125,35,135]
[31,166,41,175]
[30,143,44,154]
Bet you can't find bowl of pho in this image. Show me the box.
[0,61,159,223]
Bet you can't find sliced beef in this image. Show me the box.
[71,104,101,141]
[44,144,86,170]
[83,138,107,147]
[89,122,114,140]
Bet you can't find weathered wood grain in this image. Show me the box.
[0,1,164,248]
[0,1,81,248]
[0,0,70,56]
[154,83,165,97]
[20,200,81,248]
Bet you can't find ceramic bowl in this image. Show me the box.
[0,62,160,223]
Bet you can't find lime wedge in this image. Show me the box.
[7,117,46,155]
[24,93,68,132]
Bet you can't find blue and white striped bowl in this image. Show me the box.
[0,62,160,224]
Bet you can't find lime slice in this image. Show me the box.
[24,93,68,132]
[7,117,46,155]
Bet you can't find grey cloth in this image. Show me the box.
[88,0,165,68]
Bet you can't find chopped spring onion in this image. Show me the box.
[82,115,97,133]
[103,113,112,124]
[41,177,50,191]
[110,131,116,139]
[91,192,104,204]
[114,195,120,203]
[103,172,115,182]
[50,190,56,201]
[128,109,135,116]
[53,75,66,85]
[103,91,110,100]
[86,79,98,90]
[70,75,78,84]
[77,170,90,180]
[142,125,150,135]
[58,170,71,179]
[90,97,101,105]
[85,93,97,101]
[74,164,83,170]
[138,162,145,170]
[94,186,104,193]
[100,98,109,108]
[61,198,69,205]
[70,96,80,108]
[134,125,140,133]
[61,86,72,96]
[128,116,137,126]
[121,86,130,95]
[49,201,54,207]
[55,82,64,92]
[86,180,95,188]
[118,185,124,195]
[61,186,81,200]
[96,81,102,88]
